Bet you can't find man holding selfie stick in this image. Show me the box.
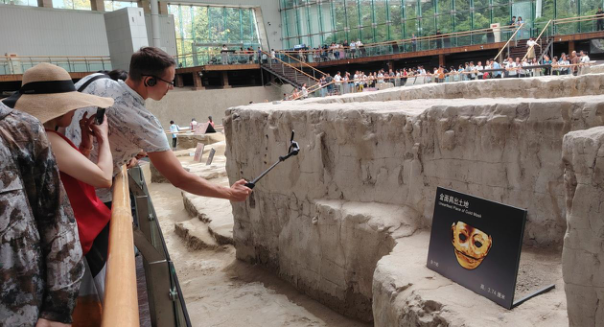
[66,47,251,205]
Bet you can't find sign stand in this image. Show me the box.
[512,284,555,308]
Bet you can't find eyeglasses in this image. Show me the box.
[143,75,175,86]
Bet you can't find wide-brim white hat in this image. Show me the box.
[3,63,114,123]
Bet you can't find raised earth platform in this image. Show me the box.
[223,73,604,326]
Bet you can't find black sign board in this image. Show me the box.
[206,148,216,166]
[426,187,527,309]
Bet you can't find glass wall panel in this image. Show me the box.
[346,0,362,29]
[404,17,418,40]
[277,0,603,54]
[492,2,511,41]
[437,12,454,33]
[334,0,347,33]
[307,5,321,46]
[418,16,434,50]
[437,0,454,33]
[321,3,335,34]
[375,0,389,41]
[473,7,491,43]
[556,0,579,33]
[52,0,91,10]
[2,0,37,6]
[455,8,472,46]
[104,1,137,12]
[282,0,295,10]
[285,9,299,43]
[169,4,261,66]
[359,0,373,29]
[362,26,375,43]
[404,0,419,40]
[580,0,601,32]
[389,1,404,40]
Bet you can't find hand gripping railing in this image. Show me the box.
[102,166,139,327]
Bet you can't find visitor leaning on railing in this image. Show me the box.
[286,61,592,101]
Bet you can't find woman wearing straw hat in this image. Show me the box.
[3,63,115,310]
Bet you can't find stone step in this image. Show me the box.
[182,189,234,245]
[174,219,220,250]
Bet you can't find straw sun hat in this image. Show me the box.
[2,63,114,123]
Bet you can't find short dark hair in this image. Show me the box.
[170,120,174,124]
[108,69,128,81]
[129,47,175,82]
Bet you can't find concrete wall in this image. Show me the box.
[146,85,283,129]
[0,5,177,71]
[105,8,149,71]
[144,13,177,57]
[0,4,109,57]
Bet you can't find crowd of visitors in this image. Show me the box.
[286,50,591,100]
[0,47,252,326]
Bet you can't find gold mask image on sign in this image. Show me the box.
[451,221,493,270]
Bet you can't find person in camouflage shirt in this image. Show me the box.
[0,101,84,326]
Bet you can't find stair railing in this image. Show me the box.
[261,51,319,84]
[537,37,555,63]
[275,51,328,80]
[494,23,526,63]
[522,20,552,61]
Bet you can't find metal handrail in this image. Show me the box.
[1,55,111,59]
[102,166,139,327]
[554,13,603,24]
[279,25,519,56]
[278,51,327,79]
[522,20,552,61]
[494,23,526,62]
[128,164,192,327]
[537,37,555,63]
[262,51,319,82]
[287,62,592,100]
[0,55,111,75]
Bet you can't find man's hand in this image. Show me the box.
[126,157,138,168]
[230,179,252,202]
[36,318,71,327]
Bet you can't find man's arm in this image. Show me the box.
[148,150,251,201]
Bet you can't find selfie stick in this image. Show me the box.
[245,131,300,190]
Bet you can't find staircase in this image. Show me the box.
[506,39,544,61]
[261,61,317,89]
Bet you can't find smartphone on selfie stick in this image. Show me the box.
[96,108,106,124]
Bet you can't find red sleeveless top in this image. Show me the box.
[47,130,112,255]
